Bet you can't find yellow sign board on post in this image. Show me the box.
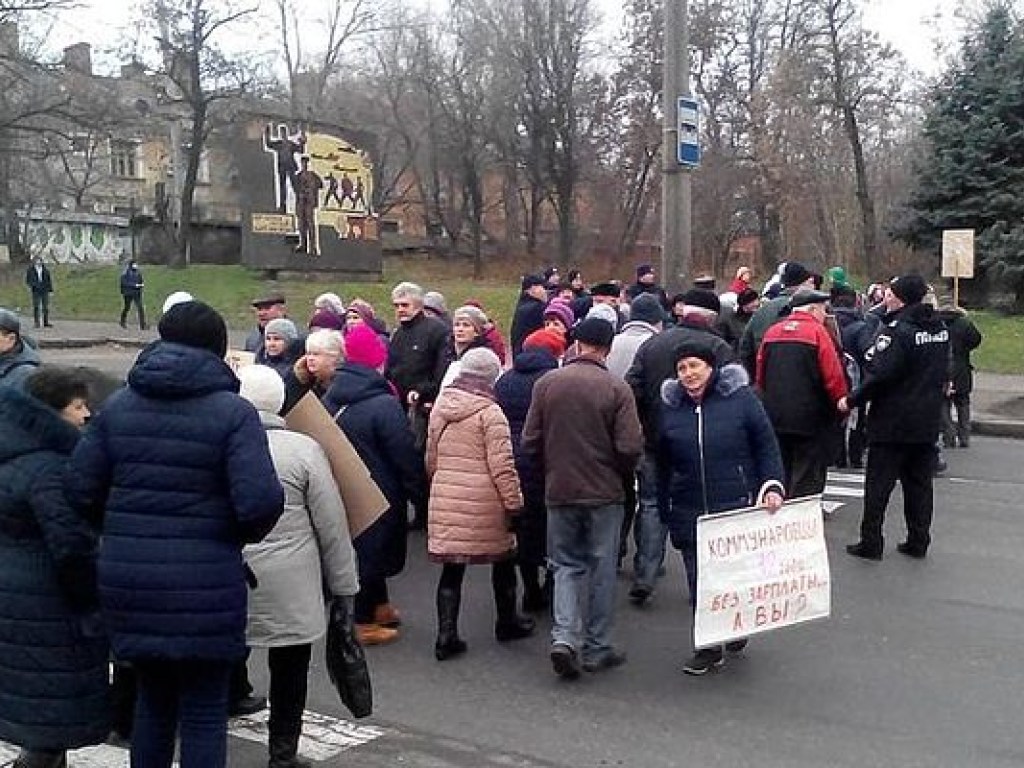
[942,229,974,307]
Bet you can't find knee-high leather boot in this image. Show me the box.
[434,586,468,661]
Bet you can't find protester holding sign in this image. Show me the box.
[657,339,785,675]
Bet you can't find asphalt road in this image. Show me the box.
[23,347,1024,768]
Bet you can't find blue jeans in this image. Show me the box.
[547,503,624,660]
[132,659,232,768]
[632,451,667,588]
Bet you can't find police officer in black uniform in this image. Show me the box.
[842,275,950,560]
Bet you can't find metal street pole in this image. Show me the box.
[662,0,691,292]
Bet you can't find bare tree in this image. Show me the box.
[273,0,379,115]
[595,0,663,261]
[818,0,902,276]
[144,0,258,267]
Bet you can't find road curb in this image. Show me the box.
[972,418,1024,440]
[37,337,151,350]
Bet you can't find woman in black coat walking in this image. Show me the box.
[323,324,426,645]
[495,329,564,611]
[0,368,109,768]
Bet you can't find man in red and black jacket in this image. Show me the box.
[756,289,848,499]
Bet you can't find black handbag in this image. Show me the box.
[325,596,373,718]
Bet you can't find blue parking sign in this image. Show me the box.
[677,96,700,167]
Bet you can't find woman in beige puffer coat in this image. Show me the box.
[426,347,534,660]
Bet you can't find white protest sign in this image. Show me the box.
[941,229,975,279]
[694,496,830,648]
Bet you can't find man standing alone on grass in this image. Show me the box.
[522,318,643,680]
[25,256,53,328]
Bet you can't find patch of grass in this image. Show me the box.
[971,311,1024,375]
[0,258,522,333]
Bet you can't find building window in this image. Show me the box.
[70,134,91,155]
[110,140,138,178]
[167,150,211,184]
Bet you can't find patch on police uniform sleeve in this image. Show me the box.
[873,334,892,353]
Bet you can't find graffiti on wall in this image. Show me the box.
[24,220,129,264]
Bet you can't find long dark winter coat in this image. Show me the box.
[495,348,559,566]
[324,362,425,581]
[0,386,110,751]
[65,341,284,662]
[657,364,784,546]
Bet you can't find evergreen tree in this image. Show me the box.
[895,3,1024,311]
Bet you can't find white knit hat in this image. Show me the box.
[458,347,501,384]
[162,291,194,314]
[586,303,618,327]
[237,364,285,415]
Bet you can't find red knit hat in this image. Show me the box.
[344,324,387,369]
[522,328,566,359]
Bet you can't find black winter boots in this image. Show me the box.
[493,568,536,642]
[434,586,468,661]
[268,732,311,768]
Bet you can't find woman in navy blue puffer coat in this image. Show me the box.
[0,370,109,767]
[657,340,784,675]
[322,325,426,644]
[65,301,284,768]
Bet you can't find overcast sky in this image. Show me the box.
[43,0,974,77]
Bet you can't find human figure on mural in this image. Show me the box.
[119,260,146,330]
[263,123,306,214]
[25,255,54,328]
[352,177,367,212]
[340,172,355,209]
[295,156,323,257]
[323,173,344,208]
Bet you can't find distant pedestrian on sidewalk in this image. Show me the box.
[522,318,643,680]
[118,259,146,330]
[25,255,53,328]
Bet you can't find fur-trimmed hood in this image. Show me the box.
[0,384,79,462]
[660,363,750,409]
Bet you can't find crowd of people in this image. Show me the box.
[0,258,984,767]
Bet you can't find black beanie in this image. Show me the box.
[782,262,811,288]
[681,289,721,315]
[674,339,717,367]
[158,300,228,358]
[890,274,928,305]
[573,317,615,348]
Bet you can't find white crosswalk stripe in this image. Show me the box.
[822,469,865,514]
[1,710,383,767]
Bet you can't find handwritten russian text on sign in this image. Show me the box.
[941,229,975,279]
[694,497,830,648]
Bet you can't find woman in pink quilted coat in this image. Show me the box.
[426,347,535,660]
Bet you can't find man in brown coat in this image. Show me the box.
[522,317,643,679]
